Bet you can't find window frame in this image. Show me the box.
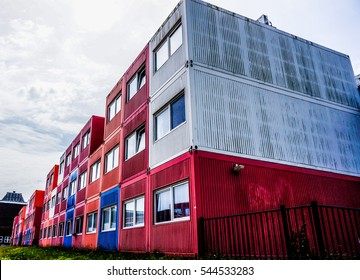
[75,216,83,235]
[154,93,186,141]
[69,179,77,196]
[65,219,72,236]
[101,205,117,232]
[125,125,146,160]
[82,130,90,150]
[73,142,80,159]
[78,170,87,191]
[58,222,64,237]
[105,145,119,173]
[123,196,145,229]
[108,94,121,122]
[154,180,190,225]
[126,65,146,102]
[86,212,98,234]
[62,186,68,201]
[52,224,57,238]
[154,23,182,71]
[90,160,101,183]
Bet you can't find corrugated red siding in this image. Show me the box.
[102,130,121,192]
[83,197,99,249]
[87,147,103,199]
[119,177,147,252]
[150,156,194,254]
[196,151,360,219]
[104,78,122,140]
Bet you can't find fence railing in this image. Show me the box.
[200,202,360,259]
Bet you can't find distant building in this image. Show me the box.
[0,191,27,245]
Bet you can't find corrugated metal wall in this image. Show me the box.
[196,152,360,219]
[187,0,359,108]
[191,70,360,174]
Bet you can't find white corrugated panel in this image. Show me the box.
[187,0,360,109]
[192,69,360,174]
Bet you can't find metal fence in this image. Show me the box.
[200,202,360,259]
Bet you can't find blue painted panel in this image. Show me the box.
[67,194,76,209]
[70,169,78,182]
[98,187,120,250]
[64,209,74,247]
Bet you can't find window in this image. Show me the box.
[59,160,65,175]
[75,216,83,235]
[78,171,87,191]
[123,196,144,228]
[51,195,56,208]
[52,224,57,237]
[65,220,72,236]
[90,160,101,182]
[125,125,145,160]
[39,229,42,239]
[127,66,146,101]
[108,94,121,121]
[73,142,80,159]
[58,222,64,237]
[49,173,54,185]
[43,228,47,239]
[4,236,11,243]
[105,145,119,173]
[155,24,182,71]
[154,181,189,224]
[69,179,76,196]
[82,130,90,150]
[155,94,185,140]
[86,212,98,233]
[48,226,52,238]
[66,153,71,167]
[62,186,68,200]
[101,205,117,231]
[56,192,61,205]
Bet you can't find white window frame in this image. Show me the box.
[108,94,121,121]
[62,186,68,201]
[73,142,80,159]
[58,222,64,237]
[125,125,145,160]
[101,205,117,232]
[59,160,65,175]
[66,153,71,167]
[154,181,190,224]
[78,170,87,191]
[86,212,98,233]
[65,220,72,236]
[75,216,83,235]
[154,23,182,71]
[69,179,77,196]
[127,66,146,102]
[154,93,185,141]
[4,236,11,243]
[105,145,119,173]
[52,224,57,238]
[90,160,101,183]
[123,196,145,228]
[82,130,90,150]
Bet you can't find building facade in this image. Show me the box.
[12,0,359,257]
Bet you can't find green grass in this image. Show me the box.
[0,246,191,260]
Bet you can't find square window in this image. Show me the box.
[75,216,83,235]
[108,94,121,121]
[105,145,119,173]
[123,196,144,228]
[82,130,91,150]
[101,205,117,231]
[125,125,145,160]
[155,94,185,140]
[73,142,80,159]
[154,181,189,224]
[86,212,98,233]
[78,171,87,190]
[65,220,72,236]
[154,23,182,71]
[127,66,146,102]
[90,160,101,182]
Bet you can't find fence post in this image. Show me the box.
[311,201,326,259]
[280,205,291,259]
[198,217,205,257]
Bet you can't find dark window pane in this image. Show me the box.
[171,95,185,129]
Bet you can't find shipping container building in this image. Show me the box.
[11,206,26,246]
[27,0,359,257]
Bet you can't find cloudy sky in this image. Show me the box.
[1,0,359,201]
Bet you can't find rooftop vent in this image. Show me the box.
[257,14,272,26]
